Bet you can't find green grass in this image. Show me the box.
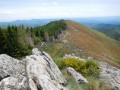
[87,76,111,90]
[41,42,84,58]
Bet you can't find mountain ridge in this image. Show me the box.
[0,19,56,28]
[64,20,120,68]
[1,16,120,28]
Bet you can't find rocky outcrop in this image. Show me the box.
[0,48,68,90]
[63,54,85,62]
[100,62,120,90]
[0,54,28,90]
[67,67,88,84]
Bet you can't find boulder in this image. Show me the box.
[100,62,120,90]
[0,48,68,90]
[26,48,68,90]
[0,54,28,90]
[63,54,85,62]
[67,67,88,84]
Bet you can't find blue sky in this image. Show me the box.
[0,0,120,21]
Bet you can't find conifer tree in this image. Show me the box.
[0,27,6,54]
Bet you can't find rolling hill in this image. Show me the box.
[70,17,120,41]
[64,20,120,68]
[89,24,120,41]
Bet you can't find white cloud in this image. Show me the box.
[0,0,120,21]
[1,11,14,14]
[53,2,58,6]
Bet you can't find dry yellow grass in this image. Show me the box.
[65,20,120,68]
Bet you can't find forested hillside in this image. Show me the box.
[32,20,66,42]
[0,20,66,58]
[87,24,120,41]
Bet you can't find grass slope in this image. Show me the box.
[65,20,120,68]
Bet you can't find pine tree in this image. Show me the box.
[0,27,6,54]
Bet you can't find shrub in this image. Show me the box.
[54,58,100,77]
[62,58,87,75]
[85,59,100,77]
[53,58,65,69]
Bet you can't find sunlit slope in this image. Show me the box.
[65,20,120,67]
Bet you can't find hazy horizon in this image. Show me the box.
[0,0,120,22]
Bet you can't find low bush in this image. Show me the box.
[62,58,87,76]
[85,59,100,77]
[53,58,100,77]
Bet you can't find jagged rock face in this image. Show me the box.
[67,67,88,84]
[0,48,68,90]
[0,54,28,90]
[100,62,120,90]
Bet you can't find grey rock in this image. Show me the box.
[0,54,28,90]
[67,67,88,84]
[0,48,68,90]
[100,62,120,90]
[32,48,42,56]
[42,51,68,85]
[112,86,119,90]
[0,77,28,90]
[63,54,85,62]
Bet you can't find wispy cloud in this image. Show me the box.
[0,0,120,21]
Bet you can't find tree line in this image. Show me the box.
[0,20,66,58]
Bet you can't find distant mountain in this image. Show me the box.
[0,19,57,28]
[1,16,120,28]
[1,17,120,41]
[70,16,120,41]
[71,16,120,26]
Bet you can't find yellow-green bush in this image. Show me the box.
[54,58,100,77]
[62,58,87,75]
